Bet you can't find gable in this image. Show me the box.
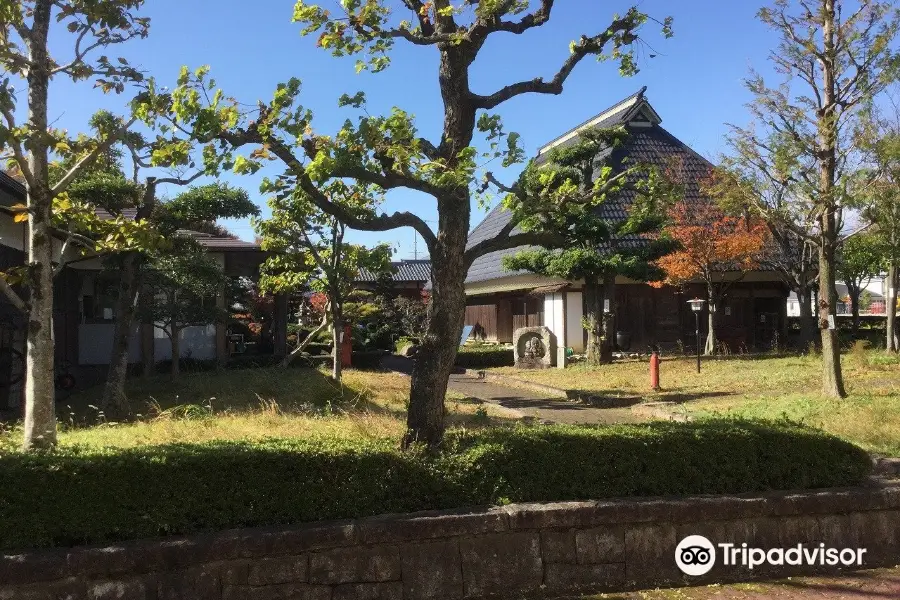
[465,90,713,287]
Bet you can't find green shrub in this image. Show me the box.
[351,350,387,370]
[394,336,417,354]
[0,419,870,551]
[455,345,514,368]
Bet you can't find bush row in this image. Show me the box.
[0,419,870,551]
[454,345,515,368]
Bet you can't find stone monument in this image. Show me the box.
[513,326,557,369]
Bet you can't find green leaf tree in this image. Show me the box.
[837,232,885,338]
[256,181,392,381]
[69,172,257,417]
[500,129,675,364]
[0,0,150,450]
[726,0,900,398]
[137,2,673,447]
[854,102,900,350]
[137,238,227,378]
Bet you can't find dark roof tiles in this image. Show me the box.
[465,89,713,286]
[358,259,432,283]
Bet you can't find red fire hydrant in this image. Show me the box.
[650,349,661,391]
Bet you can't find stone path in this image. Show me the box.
[381,356,643,425]
[580,566,900,599]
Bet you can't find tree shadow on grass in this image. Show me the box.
[58,366,354,426]
[562,389,734,407]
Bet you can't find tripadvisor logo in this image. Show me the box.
[676,535,716,576]
[675,535,868,577]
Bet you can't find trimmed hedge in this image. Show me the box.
[455,345,515,368]
[0,419,871,551]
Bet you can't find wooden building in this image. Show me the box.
[463,89,789,353]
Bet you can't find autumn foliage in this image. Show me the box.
[654,201,768,287]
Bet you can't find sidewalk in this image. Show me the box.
[381,356,643,425]
[585,566,900,599]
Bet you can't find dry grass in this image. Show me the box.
[0,368,519,451]
[491,351,900,457]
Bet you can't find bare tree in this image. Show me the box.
[727,0,900,397]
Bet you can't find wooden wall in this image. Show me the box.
[468,280,789,352]
[464,303,497,341]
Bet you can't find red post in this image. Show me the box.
[341,325,353,368]
[650,350,661,391]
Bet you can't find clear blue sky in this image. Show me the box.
[45,1,782,260]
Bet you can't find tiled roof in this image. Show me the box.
[465,88,713,285]
[358,259,432,283]
[0,173,260,252]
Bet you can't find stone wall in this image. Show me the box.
[2,483,898,600]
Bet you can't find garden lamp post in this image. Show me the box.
[688,298,706,373]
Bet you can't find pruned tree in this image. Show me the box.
[727,0,900,397]
[256,181,392,380]
[500,128,674,364]
[137,2,673,447]
[137,238,227,378]
[654,199,769,355]
[0,0,150,449]
[70,175,256,416]
[837,231,884,338]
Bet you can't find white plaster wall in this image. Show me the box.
[543,293,565,347]
[154,325,216,361]
[566,291,585,353]
[78,324,142,365]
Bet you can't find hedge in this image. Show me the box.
[0,419,871,551]
[455,345,515,368]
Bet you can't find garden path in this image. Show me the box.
[380,356,644,425]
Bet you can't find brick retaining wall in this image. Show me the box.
[2,483,898,599]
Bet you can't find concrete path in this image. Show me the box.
[583,566,900,599]
[381,356,643,425]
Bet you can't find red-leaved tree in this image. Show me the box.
[654,199,768,354]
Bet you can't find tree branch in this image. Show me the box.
[465,230,564,269]
[0,276,27,313]
[220,127,438,250]
[485,0,554,35]
[0,105,35,188]
[51,116,137,196]
[155,171,205,187]
[471,15,638,109]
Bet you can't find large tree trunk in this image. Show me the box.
[819,242,845,396]
[600,275,616,362]
[100,253,140,420]
[583,276,604,365]
[887,263,898,352]
[403,193,469,449]
[797,285,817,350]
[402,39,477,448]
[817,0,847,398]
[22,0,57,451]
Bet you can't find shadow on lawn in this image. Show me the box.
[55,366,362,427]
[561,389,734,407]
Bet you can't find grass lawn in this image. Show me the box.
[490,350,900,457]
[0,367,520,451]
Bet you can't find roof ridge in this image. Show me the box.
[537,86,648,154]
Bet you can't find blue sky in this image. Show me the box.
[43,1,782,259]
